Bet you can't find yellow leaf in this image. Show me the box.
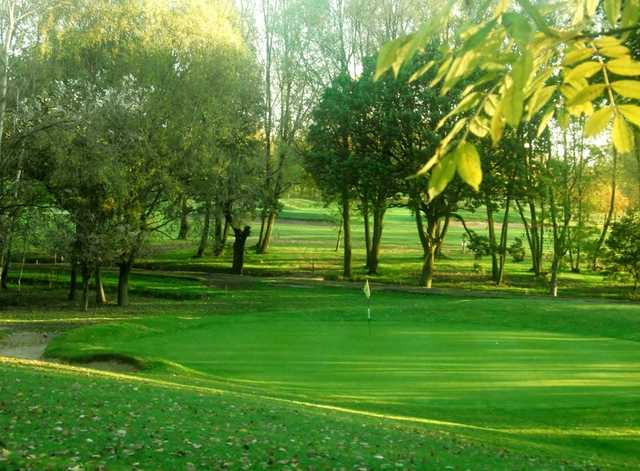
[456,141,483,191]
[491,102,505,144]
[415,155,439,177]
[527,85,555,120]
[484,94,499,116]
[428,153,457,200]
[599,46,630,58]
[430,56,453,87]
[503,87,524,127]
[607,58,640,76]
[563,48,592,66]
[612,114,635,153]
[537,109,554,137]
[408,61,435,83]
[584,106,613,137]
[611,80,640,99]
[594,36,621,49]
[469,117,489,137]
[618,105,640,129]
[566,84,606,106]
[564,61,602,82]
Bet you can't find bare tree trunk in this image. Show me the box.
[517,200,543,276]
[81,264,91,312]
[486,204,499,281]
[256,212,266,250]
[341,191,352,279]
[368,206,385,274]
[195,201,212,258]
[362,201,371,270]
[1,250,8,290]
[68,261,78,301]
[117,260,132,307]
[177,196,190,240]
[232,226,251,274]
[95,266,107,305]
[496,199,511,285]
[421,244,437,289]
[257,210,276,254]
[334,218,342,252]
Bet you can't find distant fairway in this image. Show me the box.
[45,284,640,468]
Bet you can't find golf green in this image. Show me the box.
[46,287,640,467]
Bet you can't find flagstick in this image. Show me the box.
[367,296,371,336]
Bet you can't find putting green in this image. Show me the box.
[46,288,640,467]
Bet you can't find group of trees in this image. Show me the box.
[0,0,262,309]
[306,0,640,294]
[1,0,639,309]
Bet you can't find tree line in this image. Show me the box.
[1,0,639,310]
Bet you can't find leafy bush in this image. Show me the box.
[606,212,640,292]
[467,231,491,260]
[508,237,526,263]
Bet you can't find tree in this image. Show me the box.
[606,211,640,292]
[0,0,57,290]
[305,74,356,279]
[25,0,253,306]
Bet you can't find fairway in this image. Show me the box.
[45,284,640,468]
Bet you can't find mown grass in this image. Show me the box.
[132,199,635,300]
[21,276,639,470]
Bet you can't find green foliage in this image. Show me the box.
[606,211,640,290]
[375,0,640,192]
[508,236,526,262]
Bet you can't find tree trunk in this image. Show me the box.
[362,201,372,270]
[496,199,511,285]
[68,261,78,301]
[1,251,9,290]
[117,261,132,307]
[212,214,223,256]
[95,266,107,305]
[232,226,251,274]
[341,192,352,279]
[486,205,499,281]
[435,217,450,258]
[549,258,559,297]
[195,201,212,258]
[592,149,618,270]
[415,205,428,253]
[517,200,543,276]
[334,219,342,252]
[177,196,190,240]
[256,212,266,250]
[81,264,91,312]
[368,206,385,274]
[421,245,436,288]
[257,210,276,254]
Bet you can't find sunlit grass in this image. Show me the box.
[30,281,640,469]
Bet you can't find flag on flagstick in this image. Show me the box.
[363,279,371,299]
[363,279,372,322]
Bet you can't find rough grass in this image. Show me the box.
[1,358,588,470]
